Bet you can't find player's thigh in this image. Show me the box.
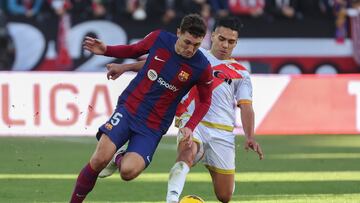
[203,129,235,173]
[209,170,234,199]
[125,128,162,169]
[90,134,117,171]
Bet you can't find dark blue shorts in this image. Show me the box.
[96,105,162,167]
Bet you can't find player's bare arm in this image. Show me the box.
[83,36,107,55]
[181,66,213,148]
[239,102,264,160]
[106,61,146,80]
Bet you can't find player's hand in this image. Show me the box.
[106,63,127,80]
[83,36,107,55]
[245,137,264,160]
[179,127,193,148]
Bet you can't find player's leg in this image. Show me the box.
[119,152,146,180]
[70,106,131,203]
[119,127,163,181]
[166,127,204,203]
[98,143,127,178]
[70,134,116,203]
[208,170,234,203]
[203,128,236,203]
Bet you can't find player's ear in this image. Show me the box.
[176,28,181,37]
[211,32,215,42]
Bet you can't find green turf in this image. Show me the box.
[0,135,359,202]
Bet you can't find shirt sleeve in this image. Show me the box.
[236,72,253,106]
[184,64,213,131]
[104,30,161,59]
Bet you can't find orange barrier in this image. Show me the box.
[254,74,360,135]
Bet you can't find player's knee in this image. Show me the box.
[215,192,232,203]
[120,166,139,181]
[90,156,110,171]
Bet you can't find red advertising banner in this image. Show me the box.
[254,75,359,134]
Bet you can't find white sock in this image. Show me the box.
[166,161,190,203]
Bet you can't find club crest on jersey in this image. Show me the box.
[178,70,189,82]
[105,123,113,130]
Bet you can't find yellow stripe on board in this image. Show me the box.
[1,172,360,182]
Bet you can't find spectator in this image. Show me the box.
[178,0,211,19]
[1,1,7,13]
[91,0,108,19]
[49,0,73,70]
[351,0,360,8]
[265,0,303,20]
[67,0,93,22]
[319,0,335,17]
[298,0,328,18]
[334,0,351,43]
[0,9,15,70]
[228,0,265,18]
[145,0,175,24]
[125,0,147,21]
[208,0,229,17]
[7,0,44,17]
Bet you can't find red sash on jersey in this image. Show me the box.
[175,62,247,117]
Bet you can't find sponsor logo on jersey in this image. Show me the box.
[147,69,158,81]
[178,70,190,82]
[147,69,179,92]
[157,77,179,92]
[214,70,232,85]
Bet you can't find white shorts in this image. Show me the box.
[177,122,236,174]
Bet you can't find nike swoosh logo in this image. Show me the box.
[206,79,213,85]
[76,193,86,198]
[146,155,151,163]
[154,55,165,62]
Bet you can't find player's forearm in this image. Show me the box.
[184,86,212,131]
[240,103,255,138]
[184,101,211,131]
[131,60,146,72]
[104,30,160,59]
[104,45,146,59]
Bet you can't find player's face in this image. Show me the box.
[210,26,238,60]
[175,30,204,58]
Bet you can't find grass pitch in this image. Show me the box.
[0,135,359,202]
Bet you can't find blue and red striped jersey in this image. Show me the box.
[105,30,213,134]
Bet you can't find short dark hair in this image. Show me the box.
[213,16,242,35]
[179,14,207,38]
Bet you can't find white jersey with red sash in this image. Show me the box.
[176,47,253,133]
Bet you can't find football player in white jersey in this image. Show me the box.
[166,17,263,203]
[102,16,264,203]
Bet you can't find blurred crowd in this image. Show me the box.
[1,0,360,70]
[0,0,359,23]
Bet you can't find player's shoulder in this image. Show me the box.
[151,30,177,47]
[157,29,176,40]
[193,48,211,67]
[227,60,249,72]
